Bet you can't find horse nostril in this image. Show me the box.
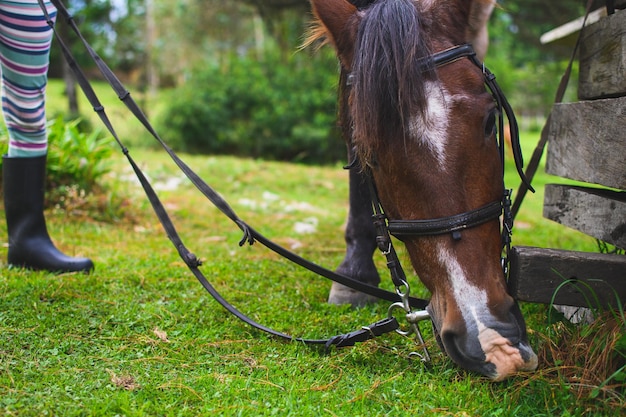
[439,328,499,378]
[507,299,530,341]
[441,328,485,363]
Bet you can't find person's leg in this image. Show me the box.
[1,0,55,157]
[1,0,93,273]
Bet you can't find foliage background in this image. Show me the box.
[49,0,591,162]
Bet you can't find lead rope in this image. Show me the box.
[39,0,432,349]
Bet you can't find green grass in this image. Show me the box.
[0,80,623,416]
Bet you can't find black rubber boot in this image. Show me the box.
[3,155,94,273]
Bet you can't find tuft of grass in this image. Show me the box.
[540,277,625,405]
[538,311,625,405]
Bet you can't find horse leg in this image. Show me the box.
[329,149,381,306]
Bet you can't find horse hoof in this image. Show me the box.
[328,282,378,307]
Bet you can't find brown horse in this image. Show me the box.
[308,0,538,380]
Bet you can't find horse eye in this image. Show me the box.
[484,109,498,137]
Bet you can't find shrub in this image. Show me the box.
[0,116,125,220]
[45,116,114,193]
[155,52,346,164]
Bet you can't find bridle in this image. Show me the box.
[397,44,530,244]
[344,44,534,355]
[347,43,532,265]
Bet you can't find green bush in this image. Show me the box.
[155,52,346,164]
[45,116,114,192]
[0,116,115,211]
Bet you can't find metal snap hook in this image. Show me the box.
[394,278,410,298]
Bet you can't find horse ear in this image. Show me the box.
[466,0,495,61]
[310,0,359,65]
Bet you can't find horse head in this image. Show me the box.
[309,0,538,380]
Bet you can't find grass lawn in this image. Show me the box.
[0,80,623,416]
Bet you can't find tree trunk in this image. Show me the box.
[57,15,78,116]
[62,58,79,116]
[146,0,159,97]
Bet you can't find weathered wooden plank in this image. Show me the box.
[540,7,607,46]
[509,246,626,309]
[540,1,626,47]
[543,184,626,249]
[579,8,626,99]
[545,96,626,190]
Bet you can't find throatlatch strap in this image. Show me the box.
[40,0,426,346]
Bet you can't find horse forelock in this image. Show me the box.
[350,0,436,161]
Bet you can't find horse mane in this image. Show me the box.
[351,0,436,160]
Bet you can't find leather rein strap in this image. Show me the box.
[41,0,431,348]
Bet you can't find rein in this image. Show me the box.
[39,1,531,359]
[41,0,430,350]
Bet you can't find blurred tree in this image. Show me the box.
[488,0,594,118]
[238,0,310,60]
[498,0,588,62]
[146,0,257,86]
[109,0,146,74]
[49,0,113,115]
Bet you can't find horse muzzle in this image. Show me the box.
[428,303,538,381]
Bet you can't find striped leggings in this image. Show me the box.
[0,0,56,158]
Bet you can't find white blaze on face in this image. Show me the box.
[408,81,449,165]
[408,82,473,167]
[419,0,438,12]
[437,244,488,326]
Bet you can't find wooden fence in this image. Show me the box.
[509,6,626,310]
